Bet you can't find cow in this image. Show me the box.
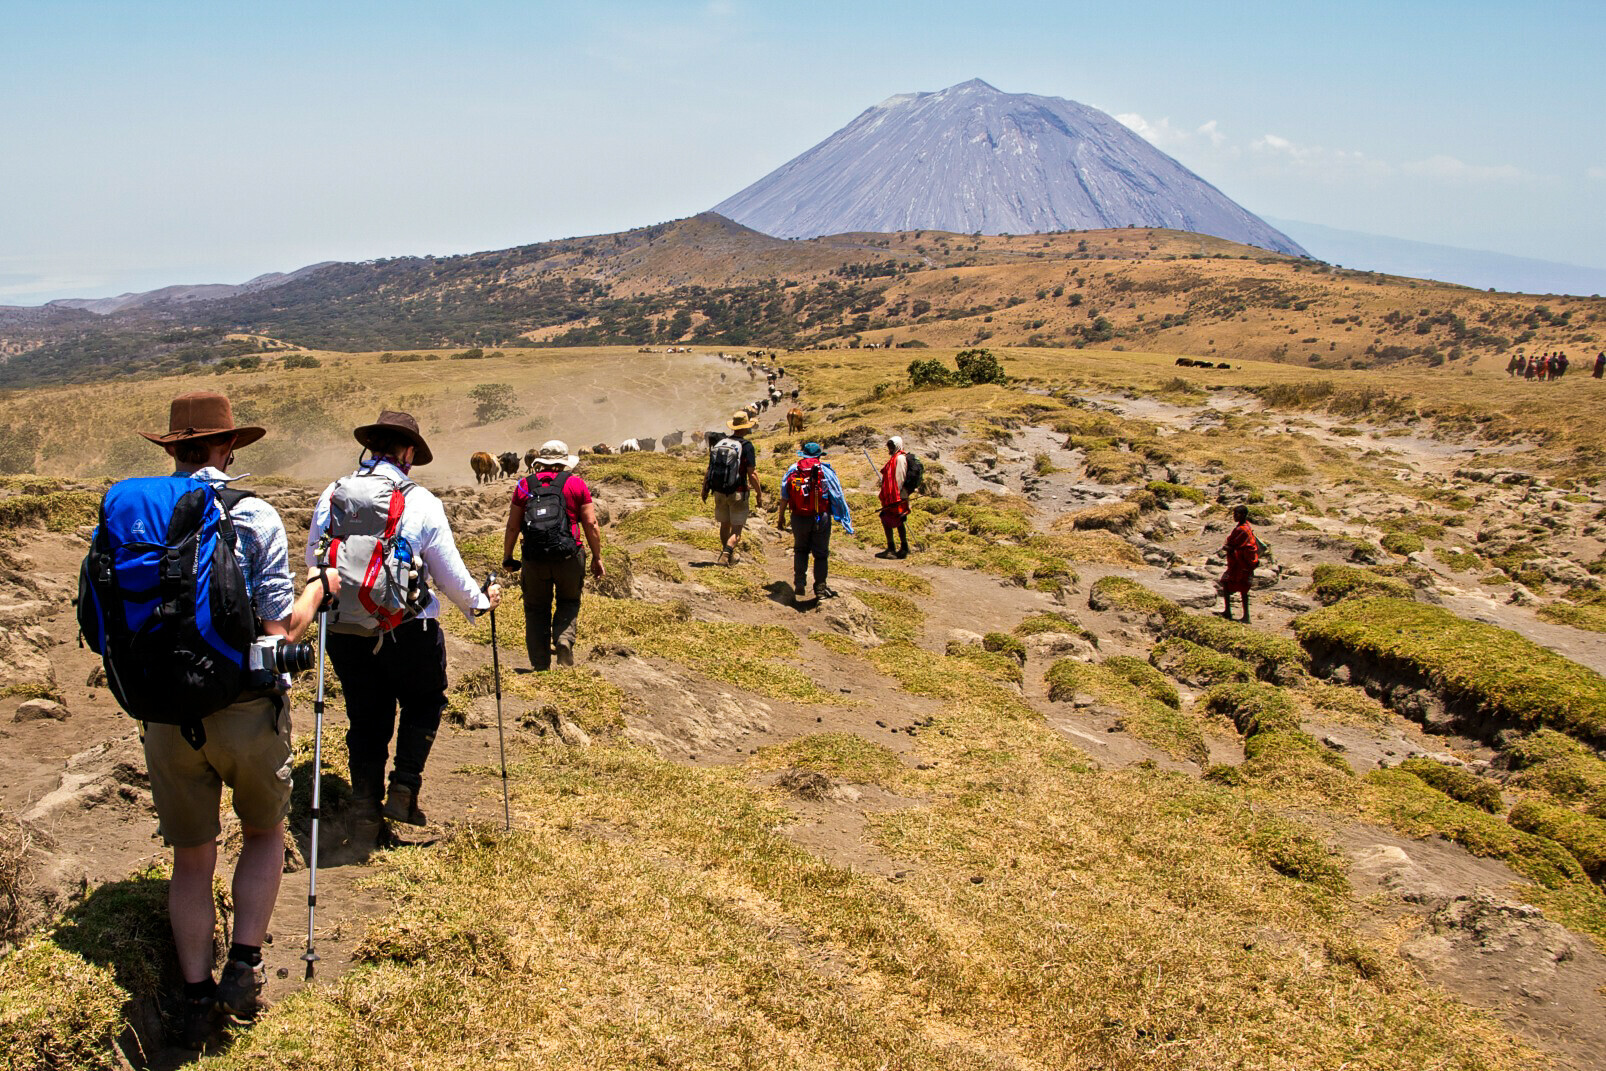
[1217,362,1232,369]
[591,443,613,455]
[704,430,723,451]
[789,388,800,399]
[787,407,805,433]
[498,451,520,479]
[470,451,496,484]
[660,430,685,449]
[617,439,640,453]
[524,447,539,472]
[768,387,782,402]
[638,437,657,452]
[758,398,770,411]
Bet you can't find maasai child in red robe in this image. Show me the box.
[877,436,910,559]
[1219,504,1259,622]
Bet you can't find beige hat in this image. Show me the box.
[728,410,756,433]
[534,440,579,469]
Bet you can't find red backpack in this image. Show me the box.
[786,458,826,515]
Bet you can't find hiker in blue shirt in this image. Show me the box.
[777,442,853,603]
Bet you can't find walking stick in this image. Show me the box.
[861,447,879,478]
[303,603,328,981]
[485,572,510,831]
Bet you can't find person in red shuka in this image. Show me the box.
[877,435,910,559]
[1219,504,1258,622]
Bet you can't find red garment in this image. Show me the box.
[512,471,592,543]
[1220,521,1257,594]
[879,450,909,522]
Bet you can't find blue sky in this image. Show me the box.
[2,0,1601,303]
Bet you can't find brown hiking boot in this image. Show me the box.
[217,959,265,1019]
[382,784,427,826]
[175,995,218,1050]
[555,644,575,667]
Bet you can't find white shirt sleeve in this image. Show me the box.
[414,490,490,620]
[304,483,335,568]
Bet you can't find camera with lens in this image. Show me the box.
[246,635,316,692]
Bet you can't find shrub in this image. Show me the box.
[469,382,522,425]
[1395,758,1503,813]
[954,347,1007,385]
[906,358,955,388]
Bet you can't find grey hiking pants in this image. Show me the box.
[791,513,831,593]
[521,550,586,670]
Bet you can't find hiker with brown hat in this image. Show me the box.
[305,410,500,844]
[702,410,763,565]
[500,440,604,671]
[95,391,338,1047]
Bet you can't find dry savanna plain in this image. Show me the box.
[6,302,1606,1069]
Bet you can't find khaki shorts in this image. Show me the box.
[143,696,293,847]
[712,489,750,528]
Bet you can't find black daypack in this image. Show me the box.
[521,473,580,560]
[706,437,745,494]
[77,476,259,748]
[901,452,925,496]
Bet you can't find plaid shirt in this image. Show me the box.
[178,468,295,624]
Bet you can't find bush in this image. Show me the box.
[469,382,522,425]
[954,348,1007,385]
[906,358,955,388]
[281,353,322,369]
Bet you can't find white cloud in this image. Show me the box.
[1249,133,1390,179]
[1401,154,1526,182]
[1587,166,1606,181]
[1114,112,1227,153]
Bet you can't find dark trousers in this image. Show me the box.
[791,513,831,591]
[522,549,586,670]
[326,618,448,800]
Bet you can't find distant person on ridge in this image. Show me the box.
[877,435,912,559]
[1594,352,1604,379]
[702,410,762,565]
[306,411,499,841]
[1218,504,1260,623]
[502,440,604,671]
[778,442,853,603]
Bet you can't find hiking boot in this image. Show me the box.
[555,644,575,667]
[175,995,218,1050]
[875,549,896,559]
[347,796,384,852]
[217,959,265,1019]
[815,584,837,600]
[895,547,908,559]
[382,784,428,826]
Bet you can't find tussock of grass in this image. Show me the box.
[830,562,933,595]
[0,938,124,1071]
[1165,612,1310,683]
[508,667,629,736]
[1504,730,1606,815]
[1102,655,1180,709]
[1083,447,1146,484]
[1295,597,1606,747]
[632,545,684,583]
[1537,600,1606,634]
[860,591,925,644]
[1300,679,1389,726]
[1240,731,1357,803]
[1047,660,1207,765]
[1056,500,1141,533]
[1364,768,1586,889]
[696,562,769,600]
[611,492,721,551]
[580,452,705,495]
[1309,564,1415,605]
[753,733,908,788]
[1508,799,1606,882]
[1380,531,1424,556]
[1395,757,1504,813]
[0,490,99,535]
[1087,575,1176,617]
[1012,611,1096,644]
[1146,480,1207,505]
[981,631,1026,665]
[1246,815,1349,892]
[944,642,1025,687]
[1149,638,1255,687]
[1202,682,1299,736]
[1030,530,1144,566]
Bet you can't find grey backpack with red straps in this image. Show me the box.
[321,469,430,635]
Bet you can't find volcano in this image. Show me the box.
[714,79,1305,255]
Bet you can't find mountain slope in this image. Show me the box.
[714,79,1305,255]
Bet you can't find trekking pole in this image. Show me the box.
[485,572,511,832]
[303,602,328,982]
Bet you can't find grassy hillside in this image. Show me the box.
[2,216,1601,386]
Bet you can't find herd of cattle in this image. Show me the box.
[468,350,810,483]
[1175,357,1233,369]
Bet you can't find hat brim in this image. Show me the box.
[354,423,433,465]
[728,418,756,432]
[536,454,580,469]
[140,426,266,449]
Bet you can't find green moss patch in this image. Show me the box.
[0,938,125,1071]
[1088,575,1177,617]
[1165,612,1310,683]
[1504,729,1606,814]
[1102,655,1180,709]
[1295,597,1606,748]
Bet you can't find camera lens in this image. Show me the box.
[271,641,316,675]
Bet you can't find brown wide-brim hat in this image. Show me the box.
[140,390,266,448]
[353,410,433,466]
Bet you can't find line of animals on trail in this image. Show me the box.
[471,353,803,483]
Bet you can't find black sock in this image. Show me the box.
[228,943,261,966]
[184,977,217,1001]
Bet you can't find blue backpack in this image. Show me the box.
[77,476,258,748]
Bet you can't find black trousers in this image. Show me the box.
[791,513,832,590]
[521,549,586,670]
[326,618,448,800]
